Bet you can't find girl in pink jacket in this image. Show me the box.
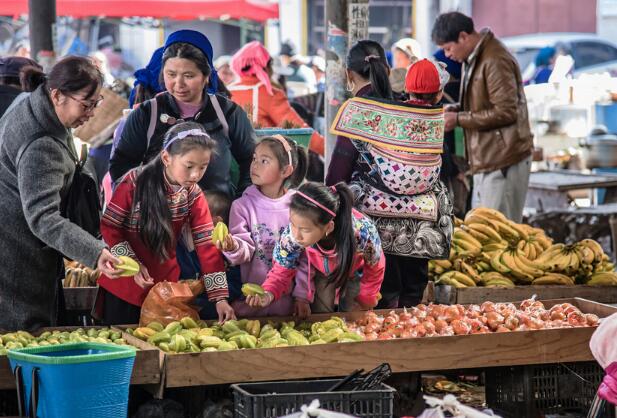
[247,182,385,314]
[216,135,310,317]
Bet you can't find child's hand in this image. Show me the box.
[245,291,274,308]
[293,298,311,319]
[133,264,154,289]
[215,299,236,323]
[215,234,238,252]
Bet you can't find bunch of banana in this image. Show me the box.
[532,273,575,285]
[436,271,476,288]
[587,271,617,286]
[64,266,100,287]
[489,249,543,284]
[479,272,515,288]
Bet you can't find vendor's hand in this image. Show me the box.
[215,234,238,252]
[133,264,154,289]
[246,291,274,308]
[293,298,311,319]
[444,111,458,132]
[353,298,377,311]
[215,300,236,323]
[97,248,122,278]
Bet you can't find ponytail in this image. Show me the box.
[290,182,356,288]
[134,158,174,259]
[20,66,46,92]
[346,40,393,100]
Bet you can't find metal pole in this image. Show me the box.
[28,0,56,69]
[324,0,348,169]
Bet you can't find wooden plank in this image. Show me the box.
[163,298,617,387]
[63,286,97,311]
[529,171,617,191]
[434,285,617,305]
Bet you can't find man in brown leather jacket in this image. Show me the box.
[432,12,533,222]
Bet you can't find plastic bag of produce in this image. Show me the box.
[139,280,204,327]
[279,399,358,418]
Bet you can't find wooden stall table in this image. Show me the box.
[526,170,617,212]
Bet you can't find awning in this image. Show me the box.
[0,0,279,22]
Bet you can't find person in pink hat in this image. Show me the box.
[590,312,617,407]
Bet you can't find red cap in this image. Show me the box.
[405,59,440,94]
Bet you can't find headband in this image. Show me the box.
[271,134,293,167]
[163,129,210,150]
[296,191,336,217]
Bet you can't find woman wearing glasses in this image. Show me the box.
[0,56,122,331]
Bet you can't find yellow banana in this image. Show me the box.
[587,272,617,286]
[475,261,491,272]
[527,241,538,260]
[500,250,534,283]
[532,273,574,285]
[483,242,508,252]
[468,207,508,222]
[433,259,453,269]
[506,220,529,240]
[534,235,553,251]
[490,250,511,274]
[579,239,604,263]
[485,278,516,288]
[575,245,595,265]
[437,274,467,288]
[433,265,445,275]
[461,225,490,243]
[460,261,481,283]
[453,228,483,249]
[465,223,503,242]
[480,271,509,283]
[454,217,464,227]
[535,244,566,264]
[513,251,544,277]
[450,271,477,287]
[492,220,520,241]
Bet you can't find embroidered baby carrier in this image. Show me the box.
[330,96,452,259]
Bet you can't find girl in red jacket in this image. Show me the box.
[246,182,385,314]
[98,121,235,325]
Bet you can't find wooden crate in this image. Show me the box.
[434,284,617,305]
[0,326,163,390]
[162,298,616,387]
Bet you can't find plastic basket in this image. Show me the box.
[8,342,136,418]
[254,128,314,149]
[232,378,395,418]
[485,362,614,418]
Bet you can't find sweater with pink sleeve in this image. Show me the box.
[223,185,310,316]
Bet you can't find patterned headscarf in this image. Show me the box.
[230,41,274,95]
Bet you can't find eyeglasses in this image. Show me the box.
[67,94,104,112]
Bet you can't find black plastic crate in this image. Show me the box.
[232,378,395,418]
[486,362,614,418]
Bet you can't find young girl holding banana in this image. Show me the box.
[215,135,311,317]
[97,122,235,325]
[246,182,385,314]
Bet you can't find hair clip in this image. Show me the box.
[364,54,380,62]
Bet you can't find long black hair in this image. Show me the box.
[258,135,308,189]
[346,40,393,99]
[290,182,356,288]
[134,121,216,259]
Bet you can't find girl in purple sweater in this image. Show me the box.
[216,135,310,317]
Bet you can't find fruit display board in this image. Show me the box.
[123,298,615,387]
[430,207,617,288]
[0,326,163,389]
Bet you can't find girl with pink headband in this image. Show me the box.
[215,135,311,317]
[246,181,385,314]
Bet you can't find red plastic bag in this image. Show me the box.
[139,280,204,326]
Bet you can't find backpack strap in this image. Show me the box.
[209,93,229,138]
[146,96,158,149]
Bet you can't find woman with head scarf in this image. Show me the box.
[227,41,324,157]
[109,29,256,198]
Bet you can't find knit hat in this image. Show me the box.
[129,47,164,107]
[164,29,219,94]
[230,41,274,95]
[405,58,450,94]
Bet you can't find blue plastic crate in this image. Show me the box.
[8,342,136,418]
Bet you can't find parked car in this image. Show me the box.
[502,32,617,82]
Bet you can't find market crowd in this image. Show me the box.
[0,11,533,331]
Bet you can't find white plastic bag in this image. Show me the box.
[419,395,502,418]
[278,399,358,418]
